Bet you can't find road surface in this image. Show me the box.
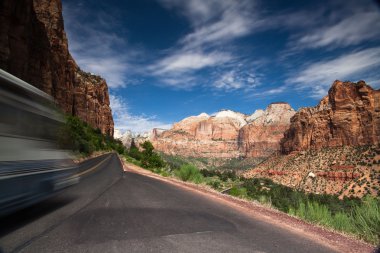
[0,153,337,253]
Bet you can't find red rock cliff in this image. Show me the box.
[151,112,243,158]
[0,0,114,135]
[152,104,295,158]
[239,103,296,157]
[281,80,380,153]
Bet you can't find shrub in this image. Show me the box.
[175,164,203,183]
[229,187,248,198]
[128,139,142,160]
[207,179,222,189]
[58,115,125,155]
[128,140,165,169]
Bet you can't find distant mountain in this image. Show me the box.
[151,103,296,158]
[114,130,150,148]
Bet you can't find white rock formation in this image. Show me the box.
[215,110,247,127]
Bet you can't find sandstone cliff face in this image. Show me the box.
[0,0,114,135]
[239,103,296,157]
[115,129,150,149]
[152,112,242,158]
[152,104,295,158]
[281,81,380,153]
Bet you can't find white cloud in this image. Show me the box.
[213,70,258,91]
[296,12,380,49]
[157,0,224,25]
[274,0,380,52]
[110,95,172,133]
[180,2,256,49]
[214,71,242,90]
[288,47,380,97]
[152,0,259,89]
[63,2,131,88]
[246,85,287,99]
[265,86,286,95]
[151,51,232,75]
[213,70,255,91]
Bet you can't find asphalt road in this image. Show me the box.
[0,153,337,253]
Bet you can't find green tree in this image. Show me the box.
[140,141,165,168]
[58,115,125,155]
[128,139,142,160]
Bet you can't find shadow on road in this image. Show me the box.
[0,195,76,238]
[65,207,236,244]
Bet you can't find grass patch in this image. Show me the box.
[175,164,204,184]
[229,186,248,198]
[240,177,380,244]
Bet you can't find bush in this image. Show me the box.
[229,187,248,198]
[175,164,203,183]
[128,139,142,160]
[127,140,165,169]
[200,169,237,182]
[58,115,126,155]
[207,179,222,189]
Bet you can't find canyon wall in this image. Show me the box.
[239,103,296,157]
[244,81,380,198]
[151,103,295,158]
[281,80,380,153]
[0,0,114,135]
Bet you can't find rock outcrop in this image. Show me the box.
[152,104,295,158]
[281,81,380,153]
[244,81,380,198]
[239,103,296,157]
[115,130,150,149]
[0,0,114,135]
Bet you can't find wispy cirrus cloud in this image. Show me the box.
[110,94,171,133]
[63,1,138,88]
[151,51,232,75]
[295,12,380,50]
[151,0,261,91]
[288,47,380,97]
[278,0,380,51]
[177,0,258,49]
[212,69,259,92]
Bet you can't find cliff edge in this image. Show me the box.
[0,0,114,135]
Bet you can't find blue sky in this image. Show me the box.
[62,0,380,133]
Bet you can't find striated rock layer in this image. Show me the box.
[239,103,296,157]
[244,81,380,198]
[152,103,295,158]
[281,80,380,153]
[0,0,114,135]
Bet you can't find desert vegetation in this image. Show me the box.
[160,153,264,171]
[130,151,380,245]
[244,145,380,198]
[59,115,126,156]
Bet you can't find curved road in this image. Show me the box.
[0,153,337,253]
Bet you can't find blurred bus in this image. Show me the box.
[0,69,79,216]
